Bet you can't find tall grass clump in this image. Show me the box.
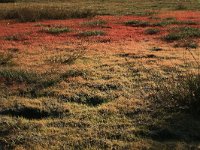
[153,73,200,115]
[4,7,40,22]
[2,7,96,22]
[48,51,84,65]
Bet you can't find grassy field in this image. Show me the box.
[0,0,200,149]
[0,0,200,21]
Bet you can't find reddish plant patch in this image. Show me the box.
[0,11,199,51]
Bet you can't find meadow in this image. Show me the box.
[0,0,200,149]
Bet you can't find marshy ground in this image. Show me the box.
[0,0,200,149]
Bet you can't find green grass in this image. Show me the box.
[79,30,106,36]
[145,28,160,34]
[164,33,182,42]
[82,20,107,27]
[153,19,198,27]
[164,27,200,42]
[0,68,62,98]
[179,20,199,25]
[125,19,198,28]
[4,35,23,41]
[0,69,40,84]
[43,27,70,35]
[125,20,150,27]
[1,0,199,22]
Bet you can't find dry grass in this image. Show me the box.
[0,1,200,149]
[1,39,200,149]
[0,6,96,22]
[0,52,13,66]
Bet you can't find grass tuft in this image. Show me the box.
[82,20,107,27]
[125,20,150,27]
[62,69,88,79]
[0,53,13,66]
[150,47,163,51]
[42,26,71,35]
[164,27,200,42]
[4,34,24,41]
[174,40,198,49]
[164,33,182,42]
[79,30,106,36]
[153,18,198,27]
[153,74,200,115]
[48,51,84,65]
[145,28,160,35]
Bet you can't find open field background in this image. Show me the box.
[0,0,200,149]
[0,0,200,22]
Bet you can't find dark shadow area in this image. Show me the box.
[0,107,62,119]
